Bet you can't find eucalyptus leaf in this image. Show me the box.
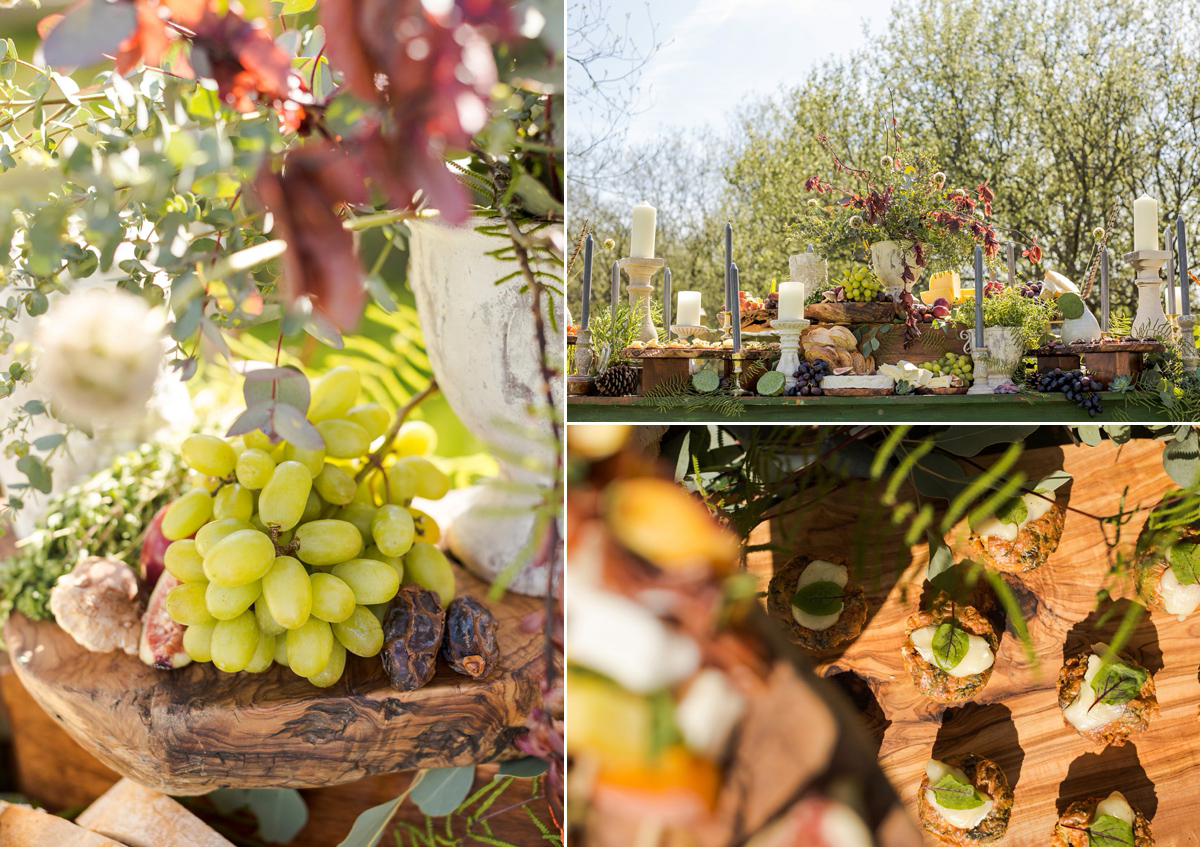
[410,766,475,817]
[911,452,968,500]
[42,0,137,70]
[1034,470,1073,493]
[304,307,345,349]
[1163,430,1200,489]
[496,756,549,778]
[1088,813,1135,846]
[932,621,969,670]
[936,425,1038,457]
[16,455,51,494]
[790,580,844,617]
[929,772,984,810]
[32,434,65,451]
[244,365,311,413]
[335,797,402,847]
[1090,660,1148,706]
[244,789,309,844]
[208,787,251,815]
[271,402,325,450]
[1170,543,1200,586]
[225,402,273,437]
[1078,425,1103,447]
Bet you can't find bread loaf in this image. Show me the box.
[76,779,234,847]
[0,804,129,847]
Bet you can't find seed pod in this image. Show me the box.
[381,584,445,690]
[441,596,499,680]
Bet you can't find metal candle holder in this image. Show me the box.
[771,318,810,393]
[618,256,666,344]
[1125,250,1170,337]
[573,328,595,377]
[730,351,750,397]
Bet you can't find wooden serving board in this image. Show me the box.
[747,438,1200,845]
[806,301,901,325]
[1032,341,1167,354]
[5,566,545,795]
[620,347,775,359]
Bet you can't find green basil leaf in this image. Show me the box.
[1089,813,1135,847]
[995,495,1028,526]
[1091,660,1148,706]
[929,773,984,810]
[791,580,844,617]
[1170,542,1200,586]
[932,621,969,670]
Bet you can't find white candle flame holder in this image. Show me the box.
[618,256,666,344]
[670,324,709,343]
[771,318,810,393]
[1125,250,1170,337]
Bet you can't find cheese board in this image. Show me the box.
[5,566,545,795]
[747,438,1199,845]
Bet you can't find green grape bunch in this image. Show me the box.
[159,367,456,687]
[838,266,885,303]
[919,351,975,385]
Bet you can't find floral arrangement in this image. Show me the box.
[793,136,1002,283]
[950,287,1058,350]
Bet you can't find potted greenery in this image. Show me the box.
[951,288,1057,379]
[794,138,1002,300]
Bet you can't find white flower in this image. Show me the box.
[807,198,819,207]
[933,172,947,188]
[849,215,863,229]
[1093,227,1106,240]
[36,289,166,426]
[880,155,894,169]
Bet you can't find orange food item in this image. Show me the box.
[593,745,722,824]
[606,478,740,574]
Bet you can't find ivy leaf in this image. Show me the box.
[929,773,984,810]
[791,580,845,617]
[932,621,969,670]
[1089,814,1135,846]
[1090,660,1148,707]
[410,766,475,817]
[1170,543,1200,586]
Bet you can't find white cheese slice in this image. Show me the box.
[791,560,848,631]
[909,625,995,677]
[1095,791,1135,826]
[1062,651,1127,733]
[977,492,1056,540]
[924,760,994,830]
[675,668,747,760]
[1161,553,1200,620]
[821,374,896,390]
[1042,269,1081,299]
[928,375,951,389]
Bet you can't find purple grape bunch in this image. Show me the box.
[1038,368,1105,416]
[788,359,831,396]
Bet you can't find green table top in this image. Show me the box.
[566,392,1173,423]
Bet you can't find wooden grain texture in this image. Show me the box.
[747,438,1200,846]
[5,566,545,796]
[805,302,901,325]
[620,347,774,359]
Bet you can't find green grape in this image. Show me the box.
[310,572,356,623]
[249,514,294,546]
[308,366,361,423]
[262,555,313,630]
[294,519,363,566]
[166,582,217,626]
[183,621,216,663]
[243,430,272,451]
[203,528,276,585]
[331,605,385,657]
[371,504,415,558]
[236,448,276,490]
[307,639,346,688]
[244,630,276,673]
[386,462,419,503]
[270,441,289,463]
[284,444,326,477]
[331,558,401,605]
[181,434,236,478]
[164,539,207,583]
[274,633,290,666]
[186,470,220,493]
[162,488,214,540]
[259,460,314,531]
[334,503,376,547]
[395,456,449,500]
[364,545,404,583]
[301,489,325,523]
[211,610,260,673]
[409,507,440,544]
[286,617,334,677]
[195,518,255,557]
[404,542,455,608]
[315,462,357,505]
[205,579,262,620]
[255,597,287,636]
[316,419,371,459]
[347,403,390,441]
[393,420,437,457]
[368,603,388,624]
[213,483,254,522]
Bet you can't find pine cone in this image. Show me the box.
[594,364,639,396]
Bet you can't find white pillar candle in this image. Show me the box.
[630,202,657,258]
[1133,194,1159,252]
[676,291,702,326]
[777,281,805,320]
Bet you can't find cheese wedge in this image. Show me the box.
[924,760,994,830]
[1062,648,1127,733]
[1042,269,1080,299]
[791,560,847,631]
[976,492,1056,541]
[909,625,995,677]
[821,375,896,391]
[1161,551,1200,620]
[1095,791,1135,826]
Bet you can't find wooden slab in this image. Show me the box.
[806,301,901,325]
[5,566,545,795]
[747,438,1200,845]
[620,346,775,359]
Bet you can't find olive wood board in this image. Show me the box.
[747,438,1200,846]
[806,301,902,325]
[5,566,545,795]
[619,347,775,359]
[1031,341,1167,355]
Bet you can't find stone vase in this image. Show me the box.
[869,240,926,300]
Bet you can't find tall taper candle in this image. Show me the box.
[731,262,742,352]
[611,261,619,321]
[1100,247,1109,331]
[581,234,593,330]
[724,223,733,311]
[630,202,657,258]
[1165,227,1176,314]
[1133,195,1159,252]
[663,267,672,332]
[1006,242,1016,287]
[974,246,984,349]
[1180,216,1191,317]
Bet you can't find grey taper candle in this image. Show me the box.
[1179,216,1190,316]
[974,246,984,349]
[724,223,733,312]
[1165,227,1176,314]
[663,267,672,334]
[731,262,742,352]
[611,261,619,321]
[1006,242,1016,287]
[1100,247,1110,332]
[581,234,593,330]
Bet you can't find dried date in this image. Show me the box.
[441,596,499,679]
[382,584,446,690]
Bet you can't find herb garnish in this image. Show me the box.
[932,620,970,671]
[1088,659,1148,710]
[928,772,985,811]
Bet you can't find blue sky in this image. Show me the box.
[596,0,898,142]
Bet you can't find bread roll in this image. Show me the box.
[77,779,234,847]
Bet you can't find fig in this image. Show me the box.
[933,297,952,309]
[139,505,172,588]
[833,286,846,301]
[931,305,951,319]
[139,572,192,669]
